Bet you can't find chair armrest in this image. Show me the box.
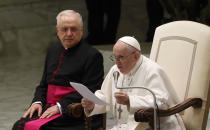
[64,103,107,130]
[134,98,202,122]
[65,103,84,118]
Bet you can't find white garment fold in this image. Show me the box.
[88,55,186,130]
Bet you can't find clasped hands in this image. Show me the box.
[81,91,130,111]
[23,104,59,119]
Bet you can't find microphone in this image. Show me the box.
[113,71,159,130]
[113,71,120,88]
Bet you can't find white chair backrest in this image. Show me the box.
[150,21,210,130]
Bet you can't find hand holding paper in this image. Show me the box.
[81,98,95,112]
[70,82,110,106]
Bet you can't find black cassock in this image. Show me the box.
[13,40,104,130]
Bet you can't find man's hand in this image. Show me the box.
[114,92,130,106]
[40,105,59,119]
[23,103,42,118]
[81,98,95,113]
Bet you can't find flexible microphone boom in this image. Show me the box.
[113,71,159,130]
[113,71,120,88]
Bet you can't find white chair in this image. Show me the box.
[135,21,210,130]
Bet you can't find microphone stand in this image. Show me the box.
[116,86,158,130]
[113,71,159,130]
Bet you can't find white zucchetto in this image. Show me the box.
[118,36,141,51]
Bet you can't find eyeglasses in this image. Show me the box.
[58,26,80,34]
[109,51,135,62]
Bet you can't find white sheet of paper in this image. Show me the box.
[70,82,110,106]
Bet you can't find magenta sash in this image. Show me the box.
[24,84,76,130]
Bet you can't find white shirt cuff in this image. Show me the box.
[32,101,62,114]
[56,102,62,114]
[32,101,42,106]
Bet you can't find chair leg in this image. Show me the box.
[85,116,92,130]
[102,113,106,130]
[85,113,107,130]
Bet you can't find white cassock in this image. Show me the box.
[87,55,186,130]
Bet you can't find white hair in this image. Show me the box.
[56,10,83,27]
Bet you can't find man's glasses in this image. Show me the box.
[109,51,135,62]
[58,26,80,34]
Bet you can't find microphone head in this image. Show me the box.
[113,71,119,88]
[113,71,119,80]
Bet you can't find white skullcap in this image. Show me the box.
[118,36,141,51]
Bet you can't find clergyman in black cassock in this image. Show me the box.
[12,10,104,130]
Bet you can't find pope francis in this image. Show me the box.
[82,36,186,130]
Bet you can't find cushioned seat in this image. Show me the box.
[135,21,210,130]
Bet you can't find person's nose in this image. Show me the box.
[66,29,73,36]
[115,60,121,65]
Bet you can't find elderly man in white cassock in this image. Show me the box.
[82,36,186,130]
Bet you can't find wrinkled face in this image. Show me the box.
[56,14,83,48]
[113,41,140,74]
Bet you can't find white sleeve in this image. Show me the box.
[129,68,170,114]
[87,68,114,116]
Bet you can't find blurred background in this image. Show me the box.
[0,0,209,129]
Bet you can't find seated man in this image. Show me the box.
[82,36,186,130]
[12,10,104,130]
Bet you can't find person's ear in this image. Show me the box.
[80,29,83,37]
[134,51,140,60]
[56,26,59,33]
